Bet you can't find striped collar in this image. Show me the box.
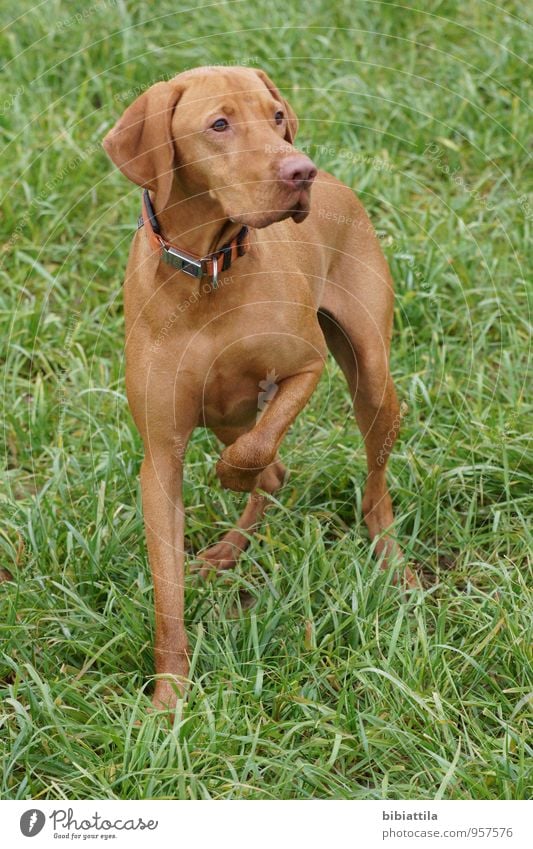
[138,189,250,288]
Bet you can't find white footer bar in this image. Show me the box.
[3,799,531,849]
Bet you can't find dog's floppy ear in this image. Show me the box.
[102,81,182,209]
[253,69,298,144]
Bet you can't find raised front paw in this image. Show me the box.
[215,433,275,492]
[216,453,260,492]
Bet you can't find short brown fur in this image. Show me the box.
[103,66,416,711]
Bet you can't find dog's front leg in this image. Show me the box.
[216,362,324,492]
[140,443,190,711]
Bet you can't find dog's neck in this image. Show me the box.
[153,185,244,259]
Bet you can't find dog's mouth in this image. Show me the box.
[288,196,310,223]
[283,184,313,223]
[226,187,313,230]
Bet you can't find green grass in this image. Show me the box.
[1,0,531,800]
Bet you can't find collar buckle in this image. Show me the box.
[160,244,204,278]
[141,190,248,284]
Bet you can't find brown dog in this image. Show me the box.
[103,66,416,711]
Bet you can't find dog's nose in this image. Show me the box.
[279,155,318,189]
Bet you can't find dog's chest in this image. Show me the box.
[129,271,324,428]
[197,326,317,428]
[185,299,322,427]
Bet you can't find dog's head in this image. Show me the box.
[103,66,317,228]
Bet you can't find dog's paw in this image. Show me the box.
[191,541,241,578]
[216,436,274,492]
[398,562,419,589]
[149,671,188,713]
[216,454,260,492]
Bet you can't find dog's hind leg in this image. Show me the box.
[318,261,417,587]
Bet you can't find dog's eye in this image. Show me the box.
[211,118,229,132]
[275,110,284,125]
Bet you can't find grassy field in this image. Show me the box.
[1,0,531,800]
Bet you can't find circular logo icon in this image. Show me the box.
[20,809,46,837]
